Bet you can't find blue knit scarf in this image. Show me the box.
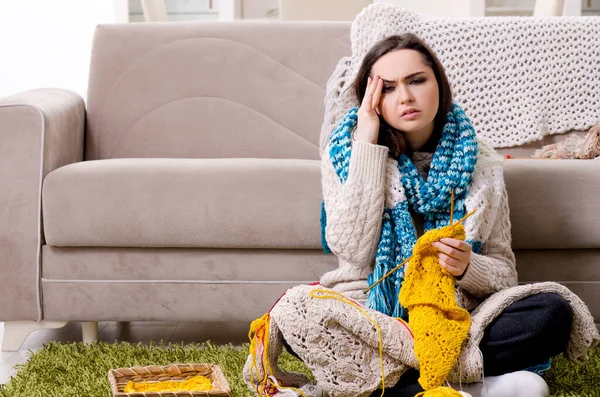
[321,102,481,319]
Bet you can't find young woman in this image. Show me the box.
[244,33,598,397]
[317,33,574,397]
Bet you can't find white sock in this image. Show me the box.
[451,370,550,397]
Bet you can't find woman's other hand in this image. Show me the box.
[431,238,472,277]
[354,74,383,144]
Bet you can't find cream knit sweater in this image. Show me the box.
[320,138,517,311]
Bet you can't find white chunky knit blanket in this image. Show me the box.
[319,3,600,154]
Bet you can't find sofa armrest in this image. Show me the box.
[0,88,85,321]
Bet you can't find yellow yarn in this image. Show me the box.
[123,375,212,393]
[248,312,308,397]
[399,224,471,394]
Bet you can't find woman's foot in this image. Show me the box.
[451,370,549,397]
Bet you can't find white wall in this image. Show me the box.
[242,0,278,19]
[0,0,119,100]
[128,0,219,22]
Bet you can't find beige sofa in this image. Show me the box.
[1,21,599,351]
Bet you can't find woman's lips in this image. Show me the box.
[401,110,420,120]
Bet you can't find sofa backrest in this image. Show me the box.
[85,21,351,161]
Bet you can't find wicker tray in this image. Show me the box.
[108,363,231,396]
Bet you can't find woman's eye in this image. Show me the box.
[410,78,425,85]
[382,85,394,93]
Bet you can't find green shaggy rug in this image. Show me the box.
[0,341,598,397]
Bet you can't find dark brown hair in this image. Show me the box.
[352,33,452,158]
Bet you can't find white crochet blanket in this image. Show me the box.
[319,4,600,155]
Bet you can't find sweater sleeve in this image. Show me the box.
[321,140,389,268]
[456,150,518,298]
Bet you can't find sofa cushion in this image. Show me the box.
[42,246,338,281]
[42,158,323,248]
[85,22,351,161]
[43,158,600,250]
[505,159,600,249]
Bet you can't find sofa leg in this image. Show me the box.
[2,321,68,352]
[81,322,98,344]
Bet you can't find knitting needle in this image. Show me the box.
[363,257,412,294]
[363,208,478,294]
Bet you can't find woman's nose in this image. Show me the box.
[399,86,414,104]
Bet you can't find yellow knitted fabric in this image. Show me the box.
[123,375,212,393]
[248,312,308,397]
[399,224,471,393]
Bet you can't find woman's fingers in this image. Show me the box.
[440,259,463,277]
[372,77,383,112]
[362,75,381,113]
[439,238,471,251]
[439,252,467,276]
[361,76,374,110]
[355,75,381,144]
[438,252,462,268]
[433,240,470,277]
[432,241,463,260]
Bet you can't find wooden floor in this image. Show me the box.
[0,320,250,384]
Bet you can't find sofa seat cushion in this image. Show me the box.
[505,159,600,249]
[42,158,323,248]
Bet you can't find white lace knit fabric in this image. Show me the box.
[319,3,600,154]
[244,282,599,397]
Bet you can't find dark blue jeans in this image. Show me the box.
[283,293,573,397]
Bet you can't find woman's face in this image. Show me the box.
[371,49,440,151]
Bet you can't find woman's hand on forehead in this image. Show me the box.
[354,74,384,144]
